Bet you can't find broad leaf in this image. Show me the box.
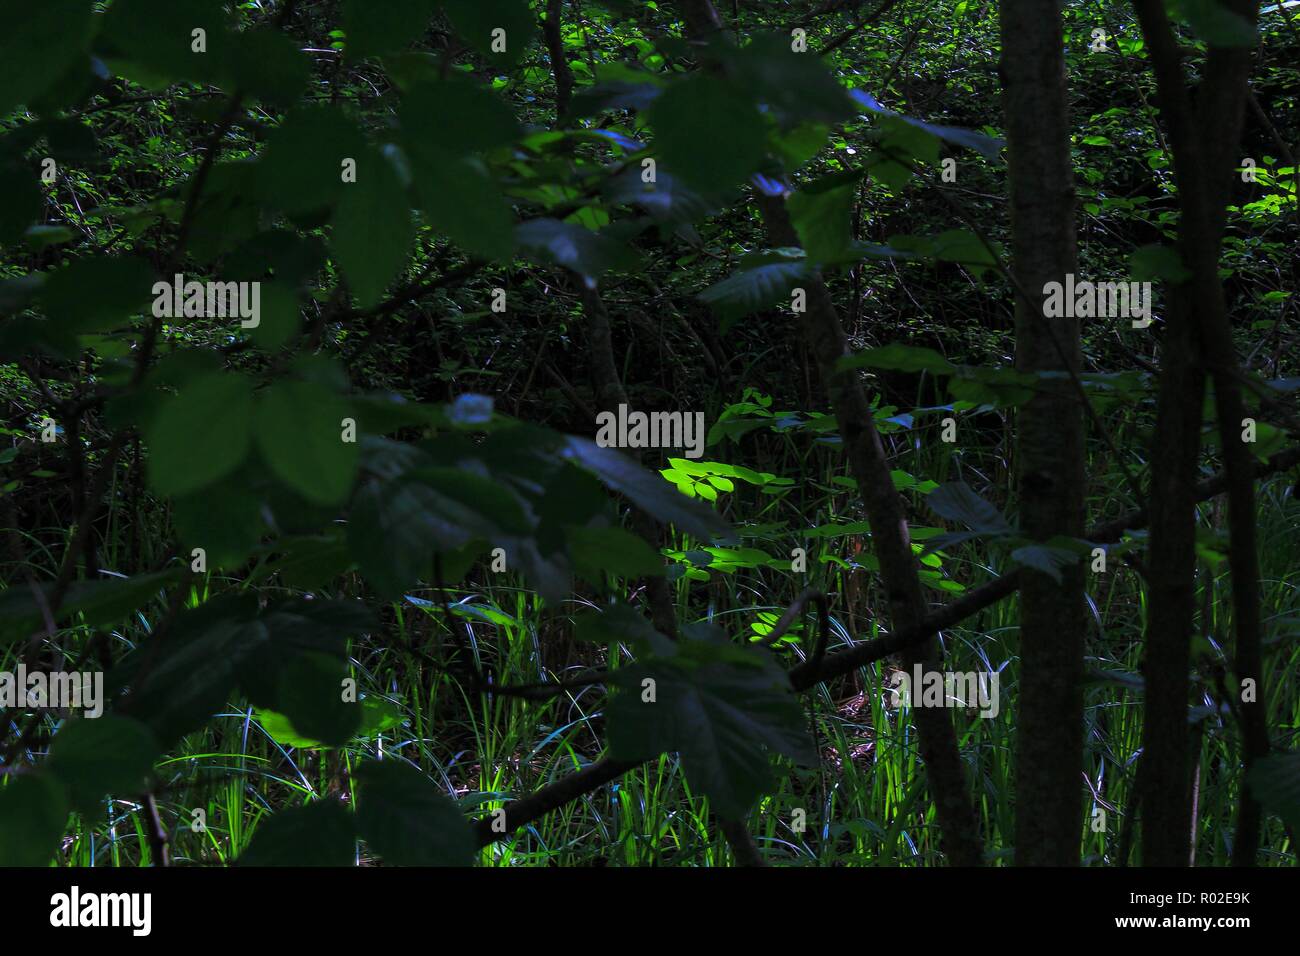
[146,371,255,497]
[46,716,160,812]
[607,624,815,818]
[353,760,475,866]
[332,146,413,307]
[0,774,69,867]
[255,379,359,506]
[926,481,1013,533]
[240,801,357,866]
[648,75,767,194]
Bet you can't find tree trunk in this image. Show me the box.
[1131,0,1266,865]
[999,0,1087,866]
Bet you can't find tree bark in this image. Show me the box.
[1131,0,1266,865]
[999,0,1087,866]
[759,194,985,866]
[542,0,574,123]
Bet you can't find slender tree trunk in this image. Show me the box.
[542,0,574,123]
[1131,0,1266,865]
[581,284,681,640]
[759,195,985,866]
[999,0,1087,866]
[673,0,983,866]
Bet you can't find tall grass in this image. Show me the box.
[7,404,1298,867]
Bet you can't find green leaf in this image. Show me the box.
[353,760,475,866]
[788,179,857,264]
[401,76,521,154]
[699,256,812,319]
[272,652,360,747]
[257,697,402,748]
[46,716,160,812]
[839,343,957,375]
[247,281,302,351]
[573,602,675,657]
[343,0,439,59]
[852,89,1004,161]
[560,436,735,542]
[1130,244,1192,283]
[727,33,856,125]
[171,470,266,569]
[1247,751,1300,830]
[348,471,521,599]
[1010,543,1080,584]
[255,379,358,506]
[116,597,372,745]
[258,107,369,218]
[926,481,1013,533]
[39,256,156,335]
[0,163,43,247]
[441,0,538,68]
[0,570,179,644]
[0,774,69,867]
[1174,0,1257,48]
[406,145,514,260]
[567,525,665,580]
[0,0,94,116]
[648,75,767,194]
[604,169,716,224]
[240,801,357,866]
[607,625,815,818]
[514,219,636,283]
[98,0,233,87]
[145,371,255,497]
[931,229,1000,278]
[115,597,262,743]
[331,146,413,307]
[223,28,310,104]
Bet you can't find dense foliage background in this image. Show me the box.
[1,0,1297,867]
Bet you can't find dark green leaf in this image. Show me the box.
[839,343,957,375]
[47,716,160,812]
[258,107,369,217]
[515,219,636,283]
[441,0,537,68]
[332,146,413,306]
[567,524,665,580]
[560,436,735,542]
[406,144,514,260]
[699,255,812,319]
[1175,0,1257,48]
[648,75,767,194]
[0,0,94,116]
[272,652,360,747]
[607,625,815,818]
[1247,751,1300,830]
[0,774,69,867]
[255,379,359,506]
[353,760,475,866]
[240,801,357,866]
[40,256,155,335]
[145,371,255,497]
[0,570,179,644]
[401,77,521,154]
[926,481,1013,533]
[343,0,439,59]
[1130,244,1192,283]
